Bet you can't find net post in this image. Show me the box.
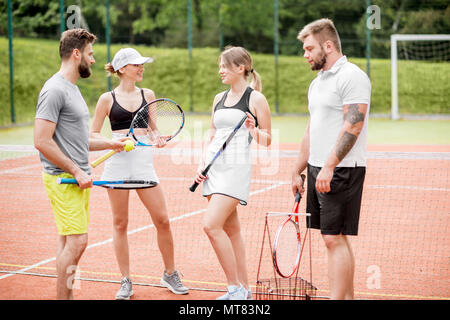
[59,0,65,35]
[187,0,193,112]
[391,34,399,120]
[218,0,223,51]
[105,0,112,91]
[273,0,279,114]
[365,0,371,79]
[7,0,15,124]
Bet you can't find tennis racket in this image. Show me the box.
[91,98,184,168]
[272,174,306,278]
[57,178,157,190]
[189,114,248,192]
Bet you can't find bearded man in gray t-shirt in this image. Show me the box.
[34,29,125,300]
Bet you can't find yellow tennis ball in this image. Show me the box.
[124,140,134,152]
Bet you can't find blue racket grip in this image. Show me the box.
[57,178,106,186]
[57,178,77,184]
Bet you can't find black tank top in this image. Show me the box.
[109,89,148,131]
[214,87,258,127]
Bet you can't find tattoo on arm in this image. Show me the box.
[334,104,367,162]
[344,104,365,125]
[336,131,357,161]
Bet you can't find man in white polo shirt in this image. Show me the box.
[291,18,371,300]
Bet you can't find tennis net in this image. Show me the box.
[0,144,448,300]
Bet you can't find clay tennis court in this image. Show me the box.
[0,143,448,300]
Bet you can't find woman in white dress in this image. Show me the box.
[194,46,272,300]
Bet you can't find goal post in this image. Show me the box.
[391,34,450,120]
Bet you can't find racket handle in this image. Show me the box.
[189,167,210,192]
[57,178,115,186]
[189,182,199,192]
[295,174,307,202]
[300,174,306,186]
[57,178,77,184]
[91,150,116,168]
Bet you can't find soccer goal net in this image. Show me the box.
[390,34,450,120]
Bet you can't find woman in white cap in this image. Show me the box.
[90,48,188,300]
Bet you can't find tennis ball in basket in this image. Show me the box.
[124,140,134,152]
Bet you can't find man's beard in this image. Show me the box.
[78,57,91,78]
[311,49,327,71]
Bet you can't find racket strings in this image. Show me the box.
[132,107,150,129]
[132,100,183,141]
[275,220,301,277]
[154,100,182,118]
[102,181,156,189]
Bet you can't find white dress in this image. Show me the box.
[202,87,256,205]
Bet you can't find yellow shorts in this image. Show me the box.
[42,172,90,236]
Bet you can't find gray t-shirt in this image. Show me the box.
[36,73,91,175]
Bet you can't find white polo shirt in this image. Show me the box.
[308,55,371,167]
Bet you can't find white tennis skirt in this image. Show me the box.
[202,129,252,206]
[101,133,159,183]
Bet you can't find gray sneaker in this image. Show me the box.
[217,286,252,300]
[115,277,133,300]
[160,271,189,295]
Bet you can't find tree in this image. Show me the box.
[0,0,60,37]
[1,0,448,58]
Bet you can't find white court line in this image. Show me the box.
[367,185,450,192]
[85,208,208,251]
[0,182,284,280]
[0,164,42,175]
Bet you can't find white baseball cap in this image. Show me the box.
[111,48,154,71]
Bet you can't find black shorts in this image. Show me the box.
[306,164,366,236]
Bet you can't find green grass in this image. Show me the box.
[269,116,450,145]
[1,37,449,127]
[1,116,448,145]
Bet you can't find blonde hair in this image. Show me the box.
[297,18,342,53]
[220,46,262,92]
[104,62,122,77]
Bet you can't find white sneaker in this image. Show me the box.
[226,285,248,300]
[217,288,252,300]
